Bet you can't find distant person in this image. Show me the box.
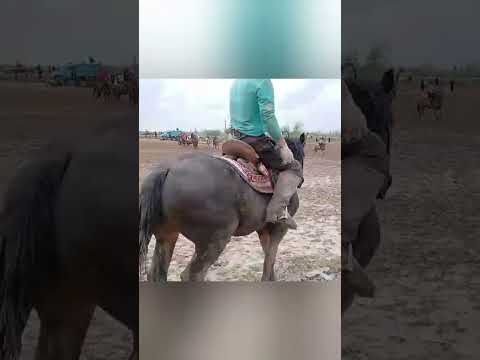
[450,80,455,93]
[229,79,303,229]
[420,79,425,92]
[328,137,331,143]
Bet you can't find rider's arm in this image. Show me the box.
[257,80,282,142]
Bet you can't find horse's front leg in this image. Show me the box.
[258,224,288,281]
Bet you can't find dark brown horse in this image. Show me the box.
[0,119,138,359]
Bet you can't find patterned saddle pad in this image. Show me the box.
[218,156,273,194]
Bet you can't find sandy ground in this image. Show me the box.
[342,82,480,359]
[0,81,133,359]
[139,138,341,282]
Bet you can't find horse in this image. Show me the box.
[417,85,443,121]
[112,82,129,101]
[178,133,187,146]
[191,134,199,149]
[212,136,219,150]
[93,82,112,103]
[314,142,326,157]
[0,119,138,359]
[139,134,306,282]
[342,69,396,314]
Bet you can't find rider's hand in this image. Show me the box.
[278,137,294,165]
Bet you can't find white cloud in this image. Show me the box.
[140,79,340,132]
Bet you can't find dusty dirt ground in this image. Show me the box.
[343,82,480,359]
[139,138,341,282]
[0,81,133,359]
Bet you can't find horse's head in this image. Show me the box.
[344,69,396,132]
[286,133,306,167]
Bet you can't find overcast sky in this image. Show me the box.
[0,0,137,65]
[4,1,476,69]
[343,1,479,67]
[140,79,340,133]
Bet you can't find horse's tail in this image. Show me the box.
[0,149,71,360]
[139,168,169,272]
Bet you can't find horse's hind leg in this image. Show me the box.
[148,229,179,282]
[258,224,288,281]
[36,302,95,359]
[180,231,232,281]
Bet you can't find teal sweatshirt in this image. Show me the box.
[229,79,282,141]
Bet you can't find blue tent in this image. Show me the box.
[52,63,101,83]
[161,130,183,139]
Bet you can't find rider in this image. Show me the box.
[342,79,388,296]
[229,79,303,230]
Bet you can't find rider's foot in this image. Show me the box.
[267,208,298,230]
[277,216,298,230]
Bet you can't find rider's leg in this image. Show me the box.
[342,133,386,296]
[240,135,303,230]
[265,168,302,229]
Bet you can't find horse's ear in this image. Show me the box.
[299,133,306,145]
[382,68,395,94]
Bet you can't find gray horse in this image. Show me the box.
[139,134,305,282]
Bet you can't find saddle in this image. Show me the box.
[220,139,274,194]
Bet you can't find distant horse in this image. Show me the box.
[212,136,219,150]
[139,134,306,282]
[0,120,138,359]
[112,82,129,100]
[314,142,326,157]
[417,85,443,120]
[178,133,189,146]
[191,134,199,149]
[92,82,102,98]
[93,82,112,103]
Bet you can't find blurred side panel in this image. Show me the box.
[342,1,480,359]
[0,0,138,358]
[140,0,340,78]
[140,282,340,360]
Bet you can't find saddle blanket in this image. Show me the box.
[217,156,273,194]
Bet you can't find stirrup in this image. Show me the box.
[277,208,298,230]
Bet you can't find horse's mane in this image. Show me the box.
[285,137,305,165]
